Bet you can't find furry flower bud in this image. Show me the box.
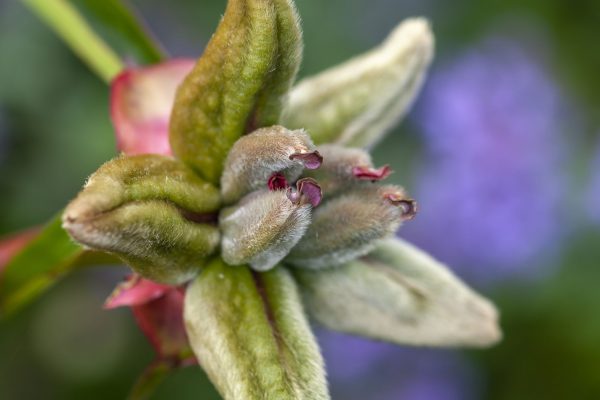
[220,126,322,204]
[220,179,322,271]
[287,185,416,269]
[62,155,221,284]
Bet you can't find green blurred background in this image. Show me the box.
[1,0,599,399]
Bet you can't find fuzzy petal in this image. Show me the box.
[282,18,433,148]
[110,59,194,155]
[293,238,501,348]
[184,259,329,400]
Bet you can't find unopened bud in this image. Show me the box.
[221,126,322,204]
[287,185,416,269]
[220,179,322,271]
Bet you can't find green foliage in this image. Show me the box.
[0,214,82,317]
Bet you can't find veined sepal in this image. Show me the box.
[293,238,501,347]
[62,155,221,284]
[184,259,329,400]
[282,18,433,148]
[169,0,303,183]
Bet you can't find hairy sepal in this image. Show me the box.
[184,259,329,400]
[169,0,303,183]
[293,238,501,347]
[62,155,221,284]
[282,18,433,148]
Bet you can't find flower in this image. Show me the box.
[404,38,568,284]
[3,1,501,398]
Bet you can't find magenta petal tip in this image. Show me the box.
[352,165,393,181]
[104,275,173,309]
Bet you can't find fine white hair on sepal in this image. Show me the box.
[220,190,313,271]
[286,185,415,269]
[220,125,322,205]
[282,17,434,148]
[294,238,502,348]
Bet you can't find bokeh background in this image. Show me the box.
[1,0,600,399]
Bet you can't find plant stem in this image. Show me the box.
[22,0,124,83]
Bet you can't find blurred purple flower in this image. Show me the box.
[403,38,569,284]
[586,142,600,225]
[318,330,477,400]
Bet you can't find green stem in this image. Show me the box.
[22,0,124,83]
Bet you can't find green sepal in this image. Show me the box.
[63,155,221,284]
[282,18,433,147]
[293,238,501,348]
[169,0,303,183]
[184,259,329,400]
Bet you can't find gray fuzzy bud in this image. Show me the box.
[286,185,416,269]
[220,187,315,271]
[220,126,322,205]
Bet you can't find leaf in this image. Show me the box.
[169,0,303,183]
[293,238,501,347]
[282,18,433,148]
[71,0,164,65]
[184,259,329,400]
[0,214,82,317]
[22,0,124,82]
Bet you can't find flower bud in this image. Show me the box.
[220,179,322,271]
[221,126,322,204]
[287,185,416,269]
[303,144,391,198]
[62,155,221,284]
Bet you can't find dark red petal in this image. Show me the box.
[110,59,195,156]
[288,178,322,207]
[267,172,289,191]
[289,150,323,170]
[352,165,393,181]
[104,275,172,309]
